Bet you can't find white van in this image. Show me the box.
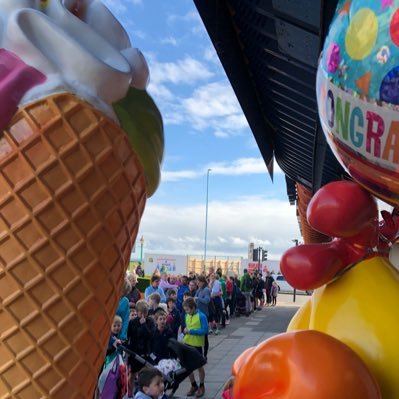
[274,274,312,295]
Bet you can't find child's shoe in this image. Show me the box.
[187,384,198,396]
[214,329,220,335]
[196,385,205,397]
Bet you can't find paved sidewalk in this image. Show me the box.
[173,294,308,398]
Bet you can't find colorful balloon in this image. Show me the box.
[281,2,399,399]
[233,330,381,399]
[288,256,399,399]
[317,0,399,205]
[231,346,255,376]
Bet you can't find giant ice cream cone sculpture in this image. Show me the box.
[0,2,163,398]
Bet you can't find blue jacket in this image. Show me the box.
[195,287,210,317]
[116,297,129,340]
[144,285,166,303]
[176,284,189,311]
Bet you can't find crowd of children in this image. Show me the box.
[98,266,278,399]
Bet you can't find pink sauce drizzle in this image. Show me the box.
[0,48,47,130]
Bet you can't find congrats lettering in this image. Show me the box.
[324,82,399,168]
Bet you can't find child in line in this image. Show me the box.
[134,367,167,399]
[166,297,180,338]
[183,297,208,398]
[157,303,168,313]
[271,281,278,306]
[130,303,138,320]
[95,316,125,399]
[166,288,177,301]
[179,291,193,336]
[148,292,161,317]
[150,309,174,364]
[209,273,223,335]
[105,315,123,366]
[127,300,155,390]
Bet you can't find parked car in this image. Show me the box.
[274,274,312,295]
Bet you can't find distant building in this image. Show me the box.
[144,253,187,275]
[241,259,280,275]
[248,242,254,261]
[139,252,280,276]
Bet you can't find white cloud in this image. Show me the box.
[161,158,282,182]
[101,1,142,38]
[148,60,248,135]
[274,162,283,174]
[167,11,202,26]
[132,30,147,40]
[180,81,248,136]
[162,169,199,181]
[102,0,127,15]
[209,158,267,175]
[163,110,186,125]
[146,54,245,137]
[203,47,220,65]
[135,196,300,259]
[150,57,214,86]
[147,83,174,102]
[183,82,240,118]
[160,36,178,46]
[134,183,394,263]
[214,130,229,138]
[191,23,205,37]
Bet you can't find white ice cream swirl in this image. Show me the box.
[0,0,150,118]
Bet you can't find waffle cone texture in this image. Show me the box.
[0,93,147,398]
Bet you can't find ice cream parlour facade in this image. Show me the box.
[143,253,241,276]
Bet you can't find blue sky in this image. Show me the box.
[103,0,301,259]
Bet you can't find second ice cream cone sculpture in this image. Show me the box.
[0,1,163,398]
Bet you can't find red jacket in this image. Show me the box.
[226,280,233,297]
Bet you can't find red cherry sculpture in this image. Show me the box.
[281,242,346,290]
[307,181,379,247]
[281,181,381,290]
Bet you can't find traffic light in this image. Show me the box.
[253,248,259,261]
[262,250,268,261]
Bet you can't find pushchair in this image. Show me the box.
[118,338,207,397]
[235,288,252,317]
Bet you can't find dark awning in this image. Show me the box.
[194,0,349,203]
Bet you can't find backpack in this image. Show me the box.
[242,274,253,292]
[249,277,255,290]
[98,353,123,399]
[208,298,216,316]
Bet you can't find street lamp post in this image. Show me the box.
[140,235,144,266]
[204,168,211,273]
